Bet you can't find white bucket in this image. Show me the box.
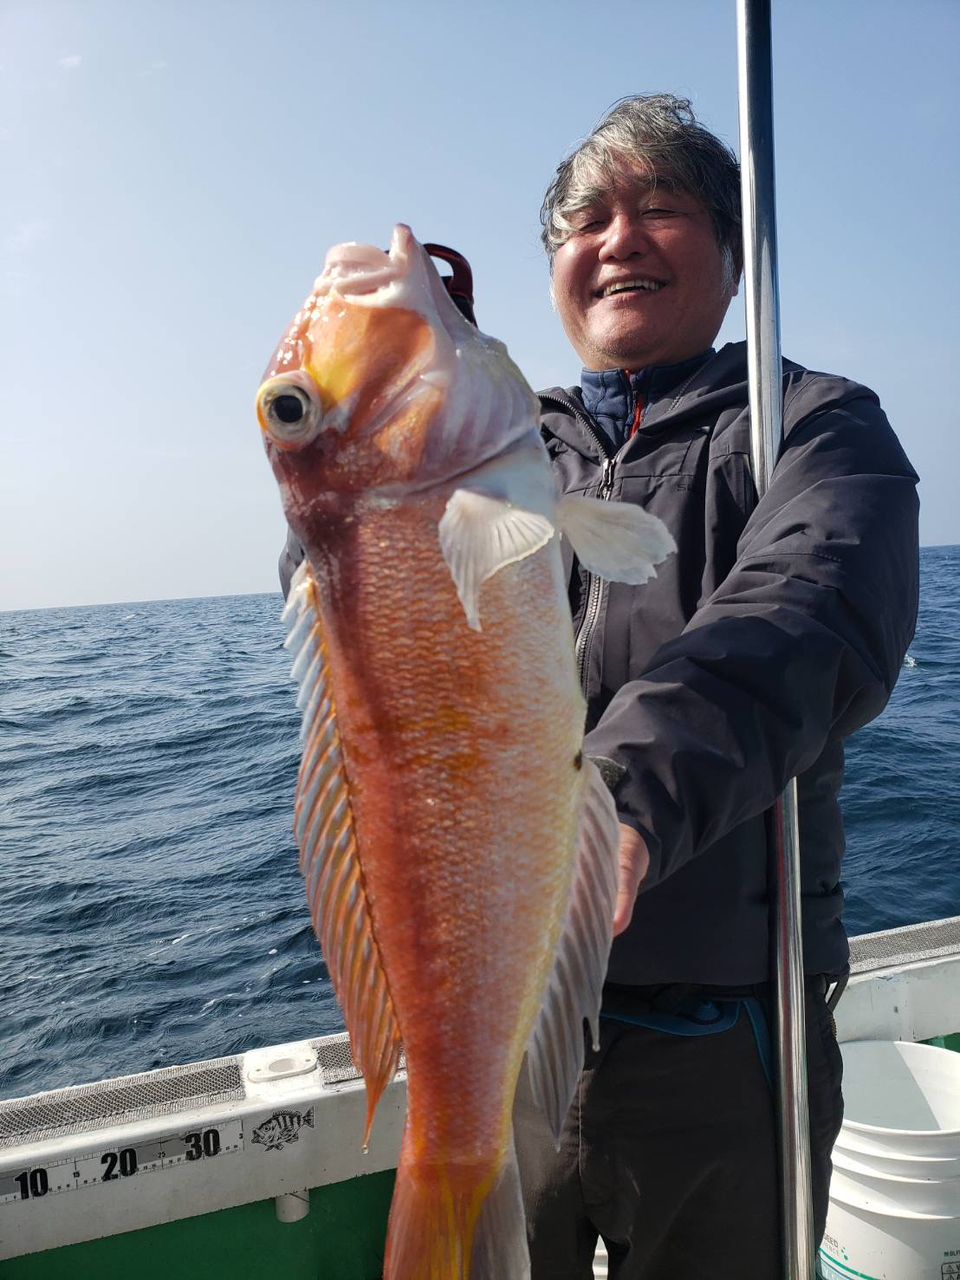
[820,1194,960,1280]
[839,1040,960,1156]
[831,1149,960,1217]
[820,1041,960,1280]
[834,1129,960,1180]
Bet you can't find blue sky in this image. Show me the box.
[2,0,957,611]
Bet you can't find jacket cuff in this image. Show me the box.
[589,754,627,792]
[587,754,662,891]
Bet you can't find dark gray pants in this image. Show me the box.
[515,985,843,1280]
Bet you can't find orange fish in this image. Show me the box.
[257,226,674,1280]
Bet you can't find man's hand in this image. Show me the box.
[613,823,650,936]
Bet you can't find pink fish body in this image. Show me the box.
[256,226,674,1278]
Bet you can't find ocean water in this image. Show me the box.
[2,547,958,1101]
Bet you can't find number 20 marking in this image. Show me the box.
[101,1148,138,1180]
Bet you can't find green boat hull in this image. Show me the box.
[2,1171,396,1280]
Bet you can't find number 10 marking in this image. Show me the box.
[13,1169,48,1200]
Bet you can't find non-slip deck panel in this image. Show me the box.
[309,1034,360,1086]
[0,1057,244,1150]
[308,1035,405,1087]
[849,915,960,974]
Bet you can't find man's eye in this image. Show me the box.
[642,207,677,218]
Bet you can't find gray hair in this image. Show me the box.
[541,94,742,280]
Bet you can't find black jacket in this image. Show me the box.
[542,342,919,985]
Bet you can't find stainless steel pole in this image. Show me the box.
[735,2,816,1277]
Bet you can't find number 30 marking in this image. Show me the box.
[184,1128,221,1161]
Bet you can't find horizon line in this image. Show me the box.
[3,542,957,616]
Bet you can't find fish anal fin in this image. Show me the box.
[526,757,619,1143]
[383,1129,526,1280]
[557,494,675,585]
[283,561,402,1142]
[470,1138,530,1280]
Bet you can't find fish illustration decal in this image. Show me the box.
[251,1107,316,1152]
[256,225,674,1279]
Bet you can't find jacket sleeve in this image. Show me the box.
[582,389,920,889]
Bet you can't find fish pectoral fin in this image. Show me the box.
[556,494,676,584]
[283,561,403,1144]
[438,487,555,631]
[526,757,619,1144]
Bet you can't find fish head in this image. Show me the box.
[257,225,538,541]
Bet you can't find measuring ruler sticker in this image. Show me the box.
[0,1159,81,1203]
[0,1118,244,1207]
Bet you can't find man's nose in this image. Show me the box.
[600,212,651,259]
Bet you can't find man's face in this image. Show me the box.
[551,168,738,371]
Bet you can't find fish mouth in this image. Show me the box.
[318,242,396,298]
[315,225,459,329]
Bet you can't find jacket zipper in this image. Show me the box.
[574,454,616,686]
[539,393,616,691]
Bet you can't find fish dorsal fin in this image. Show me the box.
[283,561,403,1144]
[525,757,619,1143]
[556,494,675,585]
[438,443,557,632]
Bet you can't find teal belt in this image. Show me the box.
[600,997,773,1088]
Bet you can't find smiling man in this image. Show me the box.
[551,176,736,374]
[513,95,920,1280]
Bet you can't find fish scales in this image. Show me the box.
[257,225,675,1280]
[312,495,584,1156]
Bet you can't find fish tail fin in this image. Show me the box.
[383,1130,529,1280]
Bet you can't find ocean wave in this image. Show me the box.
[2,564,958,1100]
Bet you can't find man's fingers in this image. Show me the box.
[612,824,650,936]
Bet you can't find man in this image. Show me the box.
[513,94,919,1278]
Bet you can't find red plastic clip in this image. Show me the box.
[424,243,477,326]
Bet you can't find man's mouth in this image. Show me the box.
[596,278,666,298]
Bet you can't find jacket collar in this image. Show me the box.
[579,352,716,451]
[539,342,753,457]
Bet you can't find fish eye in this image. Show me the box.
[257,373,324,449]
[273,393,307,424]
